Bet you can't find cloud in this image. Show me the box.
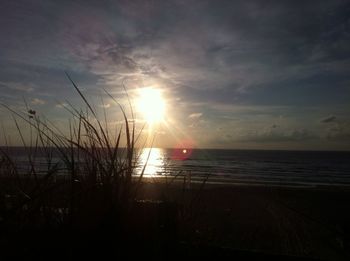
[5,0,348,109]
[325,126,350,141]
[31,98,45,105]
[0,81,35,92]
[232,127,317,143]
[55,103,68,109]
[1,0,350,150]
[188,113,202,119]
[320,115,337,123]
[99,103,111,108]
[323,120,350,141]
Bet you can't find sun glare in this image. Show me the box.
[137,87,165,124]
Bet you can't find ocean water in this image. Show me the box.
[2,147,350,188]
[136,148,350,187]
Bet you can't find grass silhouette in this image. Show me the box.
[0,74,180,258]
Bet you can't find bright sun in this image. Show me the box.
[137,87,165,124]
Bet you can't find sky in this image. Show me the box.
[0,0,350,150]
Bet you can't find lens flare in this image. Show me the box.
[171,139,195,160]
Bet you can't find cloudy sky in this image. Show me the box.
[1,0,350,150]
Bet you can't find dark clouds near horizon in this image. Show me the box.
[1,0,350,149]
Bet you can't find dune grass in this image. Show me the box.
[0,74,149,232]
[0,75,211,258]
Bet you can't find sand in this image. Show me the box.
[137,180,350,260]
[1,175,350,260]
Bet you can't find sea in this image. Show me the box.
[2,147,350,188]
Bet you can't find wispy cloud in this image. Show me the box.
[55,103,68,109]
[31,98,46,105]
[99,103,111,108]
[320,115,337,123]
[0,81,35,92]
[188,113,202,119]
[1,0,350,149]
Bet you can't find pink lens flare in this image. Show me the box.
[171,139,195,160]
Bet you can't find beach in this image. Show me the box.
[137,181,350,260]
[1,148,350,260]
[2,0,350,259]
[1,173,350,260]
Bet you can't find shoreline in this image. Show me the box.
[141,175,350,190]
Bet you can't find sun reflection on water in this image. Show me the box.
[137,148,167,177]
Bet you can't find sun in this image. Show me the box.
[136,87,166,124]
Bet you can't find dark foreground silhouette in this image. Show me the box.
[1,180,349,260]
